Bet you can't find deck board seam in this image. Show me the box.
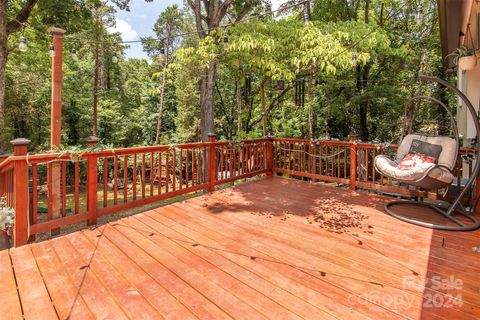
[224,179,480,270]
[47,237,129,320]
[26,246,61,320]
[110,221,273,320]
[139,211,350,320]
[149,206,389,320]
[7,249,25,319]
[201,194,480,307]
[29,243,97,319]
[71,232,169,319]
[164,201,415,320]
[130,214,315,320]
[77,228,204,319]
[95,225,228,320]
[63,231,168,320]
[188,201,479,318]
[192,198,480,311]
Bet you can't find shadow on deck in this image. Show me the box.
[1,176,479,319]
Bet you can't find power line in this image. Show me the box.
[64,0,309,45]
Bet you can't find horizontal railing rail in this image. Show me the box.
[0,135,477,247]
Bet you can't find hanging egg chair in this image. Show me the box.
[373,75,480,231]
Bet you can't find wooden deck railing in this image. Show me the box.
[271,137,478,202]
[0,135,477,247]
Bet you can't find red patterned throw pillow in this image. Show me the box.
[397,153,435,170]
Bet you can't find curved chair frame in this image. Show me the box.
[384,75,480,231]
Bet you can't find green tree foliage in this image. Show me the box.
[1,0,449,153]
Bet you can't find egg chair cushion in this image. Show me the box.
[374,155,433,181]
[396,134,457,170]
[374,134,457,190]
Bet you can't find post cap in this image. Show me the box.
[348,134,358,141]
[47,27,66,36]
[207,133,216,137]
[85,136,100,143]
[10,138,31,146]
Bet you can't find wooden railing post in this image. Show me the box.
[86,136,100,226]
[265,136,274,175]
[348,135,358,191]
[208,134,216,192]
[11,138,30,247]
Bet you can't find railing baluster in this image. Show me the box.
[189,149,193,187]
[103,158,108,207]
[203,147,206,185]
[142,153,146,198]
[319,143,323,175]
[150,152,154,196]
[123,155,128,203]
[331,144,334,177]
[62,161,66,217]
[113,155,118,205]
[179,149,183,190]
[47,162,53,221]
[166,151,170,193]
[157,151,163,195]
[302,143,306,173]
[186,149,189,188]
[32,164,38,226]
[338,145,341,178]
[372,148,376,185]
[172,149,176,191]
[208,134,216,192]
[74,161,79,214]
[133,153,137,200]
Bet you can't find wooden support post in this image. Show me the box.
[208,134,216,192]
[48,27,65,235]
[349,135,358,191]
[48,27,65,148]
[11,138,30,247]
[86,136,100,226]
[265,136,274,176]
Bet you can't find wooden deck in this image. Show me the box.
[1,176,479,320]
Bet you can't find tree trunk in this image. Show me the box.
[155,70,167,144]
[99,33,105,89]
[401,99,415,139]
[0,0,8,151]
[155,40,169,144]
[92,40,99,136]
[359,65,370,141]
[260,81,266,136]
[236,79,242,133]
[358,0,370,142]
[200,61,217,141]
[307,75,315,140]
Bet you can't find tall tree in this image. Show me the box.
[186,0,259,141]
[86,1,115,136]
[357,0,370,141]
[0,0,39,148]
[143,5,184,144]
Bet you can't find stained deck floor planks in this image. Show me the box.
[2,176,480,320]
